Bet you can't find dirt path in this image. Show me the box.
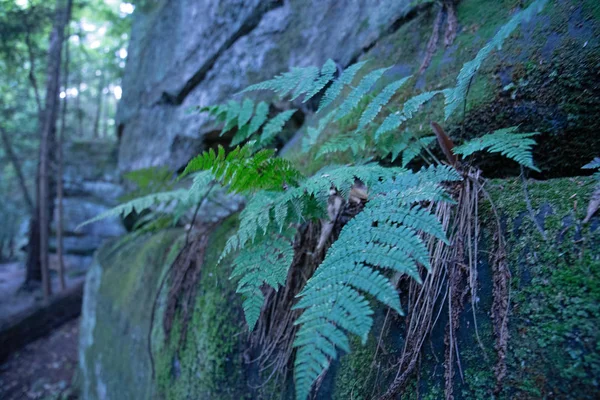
[0,318,80,400]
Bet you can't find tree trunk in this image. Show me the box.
[56,25,70,291]
[93,71,105,138]
[26,0,73,298]
[0,126,34,211]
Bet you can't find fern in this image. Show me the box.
[315,133,366,159]
[181,144,303,193]
[77,189,190,229]
[292,166,459,399]
[374,90,442,140]
[230,229,295,330]
[301,112,335,153]
[335,67,390,121]
[444,0,548,120]
[260,109,297,144]
[358,76,411,130]
[318,60,369,112]
[243,59,337,103]
[453,127,540,171]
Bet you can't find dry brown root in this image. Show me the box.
[419,0,459,74]
[444,0,458,47]
[419,4,443,74]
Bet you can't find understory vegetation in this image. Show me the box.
[83,0,600,398]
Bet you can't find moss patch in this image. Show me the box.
[155,215,248,400]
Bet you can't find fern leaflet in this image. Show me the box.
[444,0,548,120]
[318,60,369,112]
[335,67,390,121]
[453,127,540,171]
[358,76,411,130]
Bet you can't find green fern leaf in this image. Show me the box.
[301,111,335,153]
[318,60,369,112]
[303,59,337,102]
[374,90,442,139]
[290,66,320,101]
[237,98,254,129]
[358,76,411,130]
[260,109,297,144]
[222,100,241,135]
[444,0,548,120]
[401,136,435,167]
[77,190,189,229]
[335,67,390,121]
[230,229,295,330]
[292,166,459,399]
[316,133,366,159]
[453,127,540,171]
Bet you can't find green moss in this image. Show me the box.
[477,177,600,398]
[155,215,248,400]
[332,335,380,400]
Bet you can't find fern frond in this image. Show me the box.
[315,133,366,159]
[230,229,295,330]
[358,76,411,130]
[374,90,442,139]
[444,0,548,120]
[303,59,337,102]
[237,98,255,129]
[400,136,435,167]
[301,111,335,153]
[583,158,600,170]
[292,166,456,399]
[453,127,540,171]
[260,109,297,144]
[230,101,270,146]
[77,189,189,229]
[181,144,303,193]
[335,67,391,121]
[318,60,369,112]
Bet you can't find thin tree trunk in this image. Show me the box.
[102,92,109,138]
[75,64,83,137]
[56,25,70,291]
[31,0,73,299]
[24,25,43,117]
[92,71,104,138]
[0,126,34,211]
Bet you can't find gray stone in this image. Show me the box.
[117,0,417,172]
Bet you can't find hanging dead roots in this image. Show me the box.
[419,0,459,74]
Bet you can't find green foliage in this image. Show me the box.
[374,90,442,139]
[243,59,337,104]
[443,0,548,120]
[319,60,368,112]
[453,127,540,171]
[292,166,460,400]
[181,144,303,193]
[200,99,296,148]
[230,229,295,330]
[121,166,174,201]
[357,76,411,130]
[335,67,390,121]
[78,189,190,229]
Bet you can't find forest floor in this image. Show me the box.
[0,261,86,326]
[0,318,80,400]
